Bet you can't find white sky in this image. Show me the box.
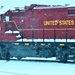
[0,0,75,8]
[0,0,75,14]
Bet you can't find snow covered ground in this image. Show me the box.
[0,60,75,75]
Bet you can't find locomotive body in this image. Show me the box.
[0,4,75,62]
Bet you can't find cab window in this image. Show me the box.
[5,14,10,22]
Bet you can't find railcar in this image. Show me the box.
[0,4,75,62]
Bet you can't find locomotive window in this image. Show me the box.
[12,12,24,18]
[5,15,10,22]
[68,9,75,16]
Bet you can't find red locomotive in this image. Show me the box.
[0,4,75,62]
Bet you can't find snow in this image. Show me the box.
[17,38,75,42]
[0,60,75,75]
[22,57,57,61]
[5,30,20,34]
[17,39,44,42]
[16,34,21,38]
[33,5,71,9]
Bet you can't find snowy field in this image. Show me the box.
[0,60,75,75]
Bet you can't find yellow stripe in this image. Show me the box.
[3,21,75,31]
[0,27,1,30]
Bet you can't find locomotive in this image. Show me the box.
[0,4,75,62]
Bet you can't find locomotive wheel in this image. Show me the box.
[5,51,10,60]
[73,55,75,63]
[0,56,2,60]
[73,59,75,63]
[60,54,68,63]
[17,57,22,60]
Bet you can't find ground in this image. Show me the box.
[0,59,75,75]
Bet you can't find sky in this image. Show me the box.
[0,0,75,14]
[0,0,75,8]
